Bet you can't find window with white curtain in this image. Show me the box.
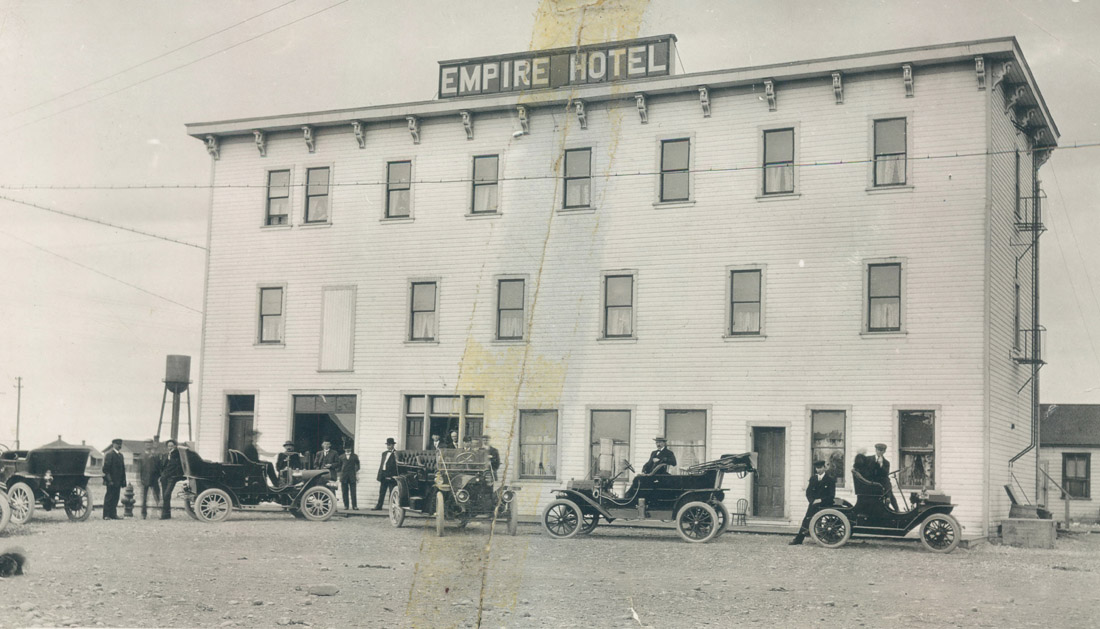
[874,118,907,186]
[603,274,634,338]
[304,167,330,223]
[763,129,794,194]
[520,410,557,479]
[660,138,690,202]
[409,281,437,341]
[563,148,591,209]
[472,155,499,214]
[258,286,284,343]
[664,409,706,472]
[265,170,290,225]
[867,263,902,332]
[497,278,524,340]
[730,270,762,335]
[387,161,412,218]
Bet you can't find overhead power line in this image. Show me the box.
[0,231,203,315]
[5,0,351,135]
[0,194,206,250]
[4,0,301,121]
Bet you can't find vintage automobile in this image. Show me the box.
[389,449,519,537]
[808,470,962,553]
[178,446,338,523]
[0,482,11,534]
[542,453,757,543]
[0,447,94,524]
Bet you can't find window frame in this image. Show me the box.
[407,279,440,343]
[660,406,710,472]
[587,407,634,480]
[725,265,766,338]
[302,165,333,225]
[224,391,259,461]
[761,127,797,195]
[385,159,414,220]
[896,407,939,490]
[562,147,593,210]
[518,409,559,480]
[470,154,501,215]
[256,284,286,346]
[264,168,292,227]
[494,275,527,342]
[1062,453,1091,500]
[807,407,850,489]
[600,270,637,340]
[654,134,694,205]
[862,258,906,335]
[401,392,485,450]
[870,116,911,189]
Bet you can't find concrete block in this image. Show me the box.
[1001,518,1056,549]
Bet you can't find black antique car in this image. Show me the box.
[0,482,11,533]
[542,453,756,543]
[178,446,337,523]
[808,471,962,553]
[0,448,94,523]
[389,449,519,537]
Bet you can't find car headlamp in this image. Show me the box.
[455,489,470,503]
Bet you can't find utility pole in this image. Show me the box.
[14,377,22,450]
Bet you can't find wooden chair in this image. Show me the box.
[733,498,748,526]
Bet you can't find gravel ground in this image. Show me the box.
[1,507,1098,628]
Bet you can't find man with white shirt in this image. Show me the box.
[375,438,399,510]
[790,459,836,545]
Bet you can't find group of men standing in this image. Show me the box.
[790,442,896,545]
[275,439,361,510]
[102,437,184,521]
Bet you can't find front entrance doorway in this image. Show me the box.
[292,394,357,463]
[752,426,786,518]
[225,395,255,459]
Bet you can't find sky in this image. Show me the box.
[1,0,1099,450]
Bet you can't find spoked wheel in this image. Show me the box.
[0,490,11,534]
[64,486,92,521]
[194,488,233,523]
[7,482,35,525]
[676,501,719,543]
[542,499,582,539]
[713,501,730,537]
[435,492,446,537]
[299,486,337,522]
[507,504,519,536]
[389,487,406,528]
[577,512,599,535]
[919,513,961,553]
[809,509,851,549]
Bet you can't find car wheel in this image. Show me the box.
[713,501,730,537]
[435,492,446,537]
[183,498,200,521]
[194,488,233,523]
[676,501,720,543]
[0,490,10,533]
[300,486,337,522]
[64,486,92,522]
[809,509,851,549]
[389,487,405,528]
[7,482,35,525]
[919,513,961,553]
[508,503,519,536]
[577,512,599,535]
[541,499,582,539]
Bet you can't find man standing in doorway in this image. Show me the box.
[102,438,126,520]
[314,439,339,474]
[871,443,899,511]
[375,438,398,510]
[338,447,360,510]
[159,439,183,520]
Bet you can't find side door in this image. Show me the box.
[752,427,786,518]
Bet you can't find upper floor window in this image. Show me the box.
[387,161,412,218]
[603,274,634,338]
[730,270,762,335]
[867,263,902,332]
[304,167,330,223]
[266,170,290,226]
[472,155,499,214]
[409,281,437,341]
[1063,453,1090,499]
[497,278,525,340]
[874,118,907,186]
[563,148,591,209]
[763,129,794,194]
[660,138,690,202]
[258,286,284,344]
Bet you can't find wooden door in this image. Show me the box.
[752,427,786,517]
[226,415,253,457]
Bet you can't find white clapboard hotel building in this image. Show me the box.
[187,36,1058,536]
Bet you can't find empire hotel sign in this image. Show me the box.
[439,35,677,98]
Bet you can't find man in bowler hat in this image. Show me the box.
[870,443,898,511]
[102,438,126,520]
[791,460,837,545]
[338,446,361,510]
[159,439,183,519]
[375,438,399,510]
[642,436,677,475]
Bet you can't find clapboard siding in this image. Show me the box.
[194,58,1027,531]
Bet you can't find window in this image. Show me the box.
[497,279,524,340]
[472,155,499,214]
[763,129,794,194]
[387,161,412,218]
[258,287,284,343]
[603,274,634,338]
[730,270,762,335]
[563,148,591,209]
[1062,453,1090,499]
[403,394,484,449]
[225,395,255,458]
[319,287,355,371]
[660,138,690,202]
[898,410,935,489]
[867,263,902,332]
[519,410,557,479]
[590,410,630,479]
[292,394,356,455]
[665,409,705,471]
[265,170,290,225]
[409,282,437,341]
[811,410,846,488]
[304,167,330,223]
[874,118,907,186]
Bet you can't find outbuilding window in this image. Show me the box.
[1063,453,1090,499]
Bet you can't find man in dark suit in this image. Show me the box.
[241,430,260,462]
[159,439,183,520]
[447,430,460,449]
[429,434,444,451]
[314,439,340,474]
[642,436,677,475]
[139,439,161,519]
[481,436,501,477]
[374,438,399,510]
[102,438,126,520]
[338,447,361,510]
[791,460,837,544]
[870,443,899,511]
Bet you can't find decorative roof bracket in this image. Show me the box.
[352,121,366,149]
[975,56,986,90]
[1005,85,1027,114]
[1023,108,1043,129]
[204,135,219,160]
[575,100,587,129]
[698,86,710,118]
[406,116,420,144]
[832,72,843,104]
[764,79,776,111]
[992,61,1014,90]
[1034,147,1052,168]
[635,94,648,124]
[252,130,266,157]
[1032,128,1050,148]
[902,64,914,97]
[516,106,529,134]
[460,111,474,140]
[302,126,315,153]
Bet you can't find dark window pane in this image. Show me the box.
[662,172,689,201]
[661,139,690,171]
[875,119,906,155]
[869,264,901,297]
[764,129,794,163]
[605,276,633,307]
[499,280,524,309]
[565,149,590,178]
[473,156,498,182]
[900,411,935,448]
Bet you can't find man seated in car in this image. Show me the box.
[642,436,677,475]
[275,441,304,485]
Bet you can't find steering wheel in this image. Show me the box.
[623,462,636,474]
[454,451,474,463]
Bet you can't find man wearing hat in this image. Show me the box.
[642,436,677,475]
[276,441,303,473]
[102,438,126,520]
[790,459,837,545]
[159,439,183,519]
[313,439,340,474]
[870,443,898,511]
[375,438,399,510]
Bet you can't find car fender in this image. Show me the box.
[193,479,242,507]
[301,471,332,490]
[673,491,721,515]
[553,489,613,520]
